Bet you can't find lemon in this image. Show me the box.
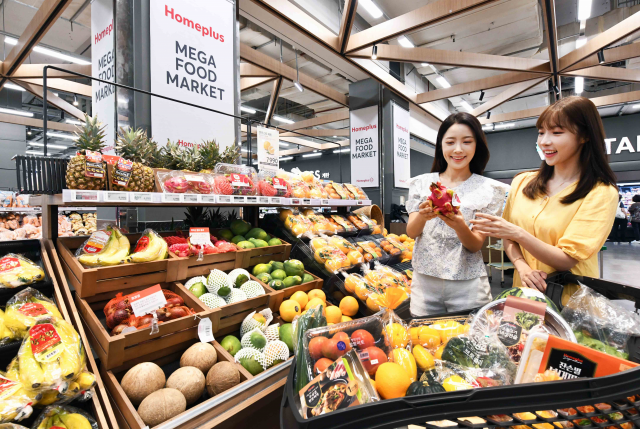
[442,375,473,392]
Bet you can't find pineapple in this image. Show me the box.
[113,127,156,192]
[176,143,201,172]
[154,140,182,170]
[198,139,221,173]
[66,115,107,190]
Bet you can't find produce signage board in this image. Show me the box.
[392,103,410,189]
[150,0,235,150]
[129,284,167,317]
[91,0,115,154]
[257,126,279,174]
[350,106,379,188]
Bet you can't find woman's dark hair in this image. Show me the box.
[633,195,640,203]
[619,194,623,201]
[523,96,618,204]
[431,112,490,175]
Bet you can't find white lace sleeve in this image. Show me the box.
[478,181,510,217]
[406,176,423,214]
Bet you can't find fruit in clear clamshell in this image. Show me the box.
[164,175,189,193]
[66,114,107,190]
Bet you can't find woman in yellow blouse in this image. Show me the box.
[470,96,618,303]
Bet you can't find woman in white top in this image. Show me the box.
[406,112,509,316]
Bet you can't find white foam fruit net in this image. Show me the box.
[264,340,290,368]
[224,288,247,304]
[264,323,280,342]
[234,347,267,370]
[240,308,273,337]
[240,281,265,298]
[227,268,250,286]
[184,276,206,289]
[241,327,267,352]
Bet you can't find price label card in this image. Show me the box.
[73,191,99,202]
[129,285,167,317]
[183,194,200,203]
[217,195,232,204]
[201,195,216,204]
[162,193,183,203]
[270,197,282,204]
[291,198,301,205]
[131,192,153,203]
[302,199,311,205]
[321,199,330,206]
[356,200,364,205]
[198,318,215,343]
[232,196,246,204]
[104,191,129,202]
[189,227,210,245]
[258,196,269,204]
[246,196,258,204]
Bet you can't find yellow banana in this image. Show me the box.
[154,236,168,261]
[18,340,45,389]
[53,319,82,379]
[76,371,95,390]
[52,415,68,428]
[126,231,164,263]
[6,359,19,380]
[78,227,117,266]
[59,412,91,429]
[33,298,63,319]
[97,229,130,266]
[40,358,61,387]
[38,389,61,406]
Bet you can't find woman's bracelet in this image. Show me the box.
[511,257,525,265]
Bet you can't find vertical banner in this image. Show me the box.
[350,106,379,188]
[150,0,235,149]
[257,127,279,174]
[393,103,411,188]
[91,0,115,153]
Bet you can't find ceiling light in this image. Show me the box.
[240,105,256,114]
[294,49,304,92]
[279,142,289,146]
[576,37,587,49]
[632,104,640,109]
[0,107,33,117]
[575,76,584,94]
[486,111,491,119]
[3,37,16,46]
[436,76,451,88]
[597,49,605,64]
[429,64,438,73]
[273,115,295,124]
[46,132,76,140]
[241,149,249,153]
[280,156,293,161]
[371,45,378,60]
[27,129,32,135]
[333,148,350,153]
[302,153,322,158]
[333,136,338,138]
[4,37,91,65]
[294,81,304,92]
[421,63,429,67]
[483,124,495,131]
[73,95,78,106]
[398,36,414,48]
[459,101,473,112]
[28,142,68,149]
[479,90,485,101]
[66,119,83,125]
[578,0,592,21]
[118,97,128,105]
[25,150,44,156]
[53,92,58,97]
[495,123,515,129]
[359,0,383,18]
[4,83,24,92]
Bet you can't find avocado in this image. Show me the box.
[302,273,314,283]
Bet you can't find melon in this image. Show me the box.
[199,293,226,309]
[224,288,248,304]
[207,269,231,295]
[240,281,265,299]
[494,287,559,313]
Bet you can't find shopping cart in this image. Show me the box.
[281,273,640,429]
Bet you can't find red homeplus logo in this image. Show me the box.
[352,124,377,132]
[177,139,201,148]
[94,19,113,45]
[165,5,225,42]
[396,123,408,133]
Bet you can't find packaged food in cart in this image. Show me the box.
[31,405,98,429]
[4,288,62,339]
[294,303,327,393]
[409,316,469,360]
[324,213,358,234]
[256,172,292,197]
[301,210,338,235]
[213,163,257,196]
[423,359,513,392]
[380,308,416,381]
[344,184,369,200]
[323,181,350,200]
[298,349,378,419]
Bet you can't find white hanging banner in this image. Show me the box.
[350,106,379,188]
[257,127,279,174]
[91,0,115,154]
[393,103,411,189]
[150,0,235,150]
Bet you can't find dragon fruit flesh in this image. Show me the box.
[427,181,460,215]
[169,243,191,257]
[164,175,189,193]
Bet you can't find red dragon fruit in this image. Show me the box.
[257,177,291,197]
[165,236,188,246]
[427,181,461,215]
[169,243,191,257]
[214,174,256,196]
[164,175,189,193]
[217,242,237,253]
[186,176,213,194]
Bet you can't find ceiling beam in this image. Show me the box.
[278,109,349,132]
[240,63,277,77]
[589,88,640,108]
[11,80,85,119]
[338,0,358,54]
[559,10,640,71]
[280,128,349,137]
[250,0,339,51]
[348,45,551,74]
[14,78,92,97]
[0,113,77,132]
[541,0,560,100]
[350,57,417,104]
[416,71,547,104]
[265,77,283,124]
[345,0,497,53]
[470,77,548,117]
[561,65,640,83]
[240,43,348,106]
[240,76,276,91]
[0,0,73,90]
[7,64,91,79]
[564,42,640,72]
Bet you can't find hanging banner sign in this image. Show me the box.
[393,103,411,189]
[150,0,235,150]
[350,106,379,188]
[91,0,115,154]
[257,127,279,174]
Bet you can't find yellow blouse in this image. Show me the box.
[502,171,618,303]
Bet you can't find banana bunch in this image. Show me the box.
[0,309,16,345]
[37,371,96,407]
[4,288,62,338]
[126,229,168,263]
[0,254,44,289]
[34,405,96,429]
[0,364,40,423]
[77,227,130,267]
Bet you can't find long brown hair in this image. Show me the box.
[523,96,617,204]
[431,112,490,174]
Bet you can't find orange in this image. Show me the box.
[347,250,363,265]
[305,297,326,312]
[341,315,352,323]
[374,362,411,399]
[289,291,308,309]
[279,300,301,322]
[339,296,359,316]
[310,237,329,250]
[392,348,417,382]
[279,209,293,222]
[291,224,307,237]
[325,306,342,324]
[354,283,371,301]
[432,320,464,344]
[366,294,381,312]
[399,234,408,243]
[385,323,409,349]
[412,345,435,371]
[409,327,419,345]
[325,259,341,272]
[344,275,360,293]
[307,289,326,302]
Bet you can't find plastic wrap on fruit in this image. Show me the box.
[256,172,291,197]
[283,211,314,239]
[75,225,130,267]
[4,288,63,339]
[31,405,98,429]
[126,229,168,263]
[183,173,214,194]
[104,288,185,330]
[342,272,373,302]
[0,424,29,429]
[213,163,257,196]
[162,171,190,194]
[424,359,512,392]
[344,183,368,200]
[312,243,351,273]
[0,368,39,423]
[36,370,96,408]
[0,309,16,345]
[374,262,411,290]
[302,210,335,235]
[323,181,349,199]
[292,168,328,199]
[0,254,45,289]
[293,304,327,393]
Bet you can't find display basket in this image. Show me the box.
[252,270,323,312]
[281,275,640,429]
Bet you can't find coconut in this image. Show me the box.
[165,366,205,405]
[180,342,217,374]
[206,361,240,396]
[137,388,186,427]
[121,362,166,406]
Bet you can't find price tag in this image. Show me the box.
[246,196,258,204]
[129,285,167,317]
[232,196,246,204]
[131,192,153,203]
[310,199,321,206]
[73,191,99,202]
[321,199,330,206]
[201,195,216,203]
[189,227,210,245]
[183,194,199,203]
[357,200,364,205]
[162,193,183,203]
[291,198,301,205]
[217,195,231,203]
[198,318,215,342]
[104,191,129,202]
[258,196,269,204]
[269,197,282,204]
[302,198,311,205]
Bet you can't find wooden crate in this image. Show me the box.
[171,251,242,280]
[76,281,214,370]
[101,338,290,429]
[253,270,323,312]
[43,240,116,429]
[235,235,292,268]
[57,233,183,298]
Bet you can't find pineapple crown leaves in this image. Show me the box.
[176,143,202,172]
[115,126,157,165]
[73,114,107,154]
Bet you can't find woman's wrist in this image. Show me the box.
[513,258,530,273]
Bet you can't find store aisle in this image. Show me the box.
[602,242,640,285]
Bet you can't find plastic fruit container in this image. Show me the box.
[213,163,257,196]
[257,173,292,197]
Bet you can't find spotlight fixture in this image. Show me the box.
[486,111,491,119]
[294,49,304,92]
[73,95,78,106]
[554,85,560,96]
[479,90,485,101]
[371,45,378,60]
[597,49,605,64]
